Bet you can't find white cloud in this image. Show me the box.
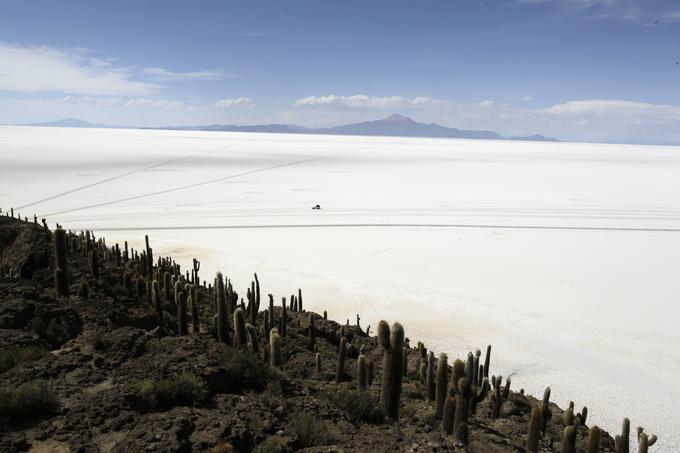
[411,96,443,105]
[478,100,495,107]
[142,67,225,81]
[125,98,186,109]
[543,99,680,120]
[213,97,253,108]
[294,94,445,109]
[0,42,158,96]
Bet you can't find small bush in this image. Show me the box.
[289,413,339,449]
[0,381,59,424]
[252,438,285,453]
[0,346,46,373]
[87,332,111,352]
[139,371,211,410]
[216,347,280,393]
[323,388,384,425]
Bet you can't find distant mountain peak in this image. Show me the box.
[381,113,416,124]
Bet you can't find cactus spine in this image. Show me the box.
[54,228,69,297]
[378,320,404,421]
[435,353,448,419]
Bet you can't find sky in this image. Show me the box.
[1,0,680,144]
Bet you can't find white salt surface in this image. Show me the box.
[1,126,679,451]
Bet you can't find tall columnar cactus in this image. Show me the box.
[315,352,321,373]
[144,235,153,281]
[268,294,274,333]
[281,297,287,337]
[618,417,630,453]
[469,376,490,415]
[454,377,471,443]
[246,323,259,353]
[192,258,200,285]
[491,375,503,419]
[637,428,657,453]
[367,358,374,387]
[357,354,367,390]
[378,320,404,421]
[216,272,230,344]
[152,280,163,333]
[336,336,347,383]
[253,273,260,322]
[189,284,199,333]
[541,387,552,434]
[426,351,435,401]
[562,425,577,453]
[163,271,173,303]
[580,406,588,426]
[472,350,481,388]
[586,426,602,453]
[442,388,456,435]
[298,288,303,311]
[234,308,247,349]
[435,353,448,419]
[54,228,69,297]
[308,314,316,351]
[177,291,188,335]
[483,345,491,378]
[88,249,99,279]
[269,329,283,369]
[527,405,542,453]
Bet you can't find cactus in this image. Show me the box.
[281,297,287,337]
[378,320,404,421]
[246,323,259,353]
[88,249,99,279]
[163,271,173,303]
[562,425,577,453]
[435,353,448,419]
[358,354,367,390]
[541,387,552,433]
[426,351,435,401]
[189,285,199,333]
[215,272,230,344]
[269,329,283,369]
[454,377,471,443]
[315,352,321,373]
[402,346,408,377]
[144,235,153,281]
[472,349,481,388]
[483,345,491,378]
[586,426,602,453]
[54,228,69,297]
[152,280,163,333]
[469,376,490,415]
[442,388,456,435]
[580,406,588,426]
[308,314,316,351]
[366,358,374,387]
[268,294,274,334]
[252,273,260,324]
[618,417,630,453]
[234,307,247,348]
[336,336,347,383]
[135,277,146,298]
[298,288,303,311]
[491,375,503,419]
[177,291,188,335]
[563,406,575,426]
[527,405,542,453]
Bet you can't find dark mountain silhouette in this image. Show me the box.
[28,114,559,142]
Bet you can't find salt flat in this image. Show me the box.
[2,126,679,450]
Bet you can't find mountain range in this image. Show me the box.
[28,114,559,142]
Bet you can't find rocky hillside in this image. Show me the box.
[0,213,656,452]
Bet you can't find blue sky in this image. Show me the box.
[1,0,680,144]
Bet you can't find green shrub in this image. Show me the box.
[139,371,210,410]
[323,388,384,425]
[216,347,280,393]
[253,437,285,453]
[289,413,339,449]
[0,381,59,424]
[0,346,46,373]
